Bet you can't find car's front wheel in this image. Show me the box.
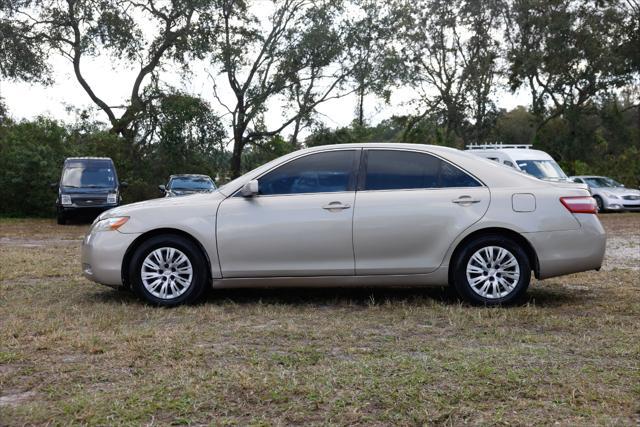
[129,234,208,306]
[452,235,531,306]
[57,212,66,225]
[593,195,604,213]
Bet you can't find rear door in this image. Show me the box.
[353,149,490,275]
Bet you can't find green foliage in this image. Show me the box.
[0,118,69,216]
[0,93,228,217]
[0,1,50,82]
[7,0,221,137]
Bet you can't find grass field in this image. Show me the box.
[1,214,639,425]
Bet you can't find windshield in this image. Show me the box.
[515,160,567,180]
[61,166,116,188]
[583,177,623,188]
[169,177,215,191]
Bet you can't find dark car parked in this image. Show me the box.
[52,157,126,224]
[159,174,216,197]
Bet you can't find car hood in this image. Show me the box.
[98,191,226,220]
[167,189,215,197]
[594,187,640,196]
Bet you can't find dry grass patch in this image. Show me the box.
[0,215,639,425]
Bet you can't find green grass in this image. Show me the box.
[1,215,639,425]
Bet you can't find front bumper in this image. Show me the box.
[81,230,140,286]
[603,197,640,211]
[524,213,606,280]
[59,204,118,217]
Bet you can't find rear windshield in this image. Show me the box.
[61,165,116,188]
[168,177,215,191]
[515,160,567,180]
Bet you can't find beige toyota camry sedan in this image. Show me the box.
[82,143,606,306]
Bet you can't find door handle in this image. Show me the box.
[322,201,351,210]
[452,196,481,205]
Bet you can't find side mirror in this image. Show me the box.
[158,184,166,193]
[49,182,58,189]
[240,180,259,197]
[120,181,128,189]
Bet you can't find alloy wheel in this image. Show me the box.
[465,246,521,299]
[140,247,193,300]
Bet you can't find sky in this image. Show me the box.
[0,58,530,137]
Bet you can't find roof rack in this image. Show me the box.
[466,143,532,150]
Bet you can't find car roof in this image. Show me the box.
[217,142,553,196]
[571,176,607,179]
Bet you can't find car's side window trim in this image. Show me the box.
[230,148,362,198]
[359,148,486,191]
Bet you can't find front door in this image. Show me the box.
[353,149,490,275]
[217,149,360,278]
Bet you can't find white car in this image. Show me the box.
[82,144,606,307]
[571,176,640,212]
[466,144,570,182]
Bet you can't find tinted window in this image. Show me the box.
[259,150,357,195]
[61,165,115,188]
[515,160,567,179]
[169,177,215,190]
[439,161,481,187]
[364,150,480,190]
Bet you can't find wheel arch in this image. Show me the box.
[121,228,213,288]
[447,227,540,283]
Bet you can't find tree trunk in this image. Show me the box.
[230,130,245,179]
[356,85,365,127]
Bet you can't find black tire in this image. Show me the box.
[128,234,208,306]
[57,213,67,225]
[593,195,604,213]
[451,235,531,306]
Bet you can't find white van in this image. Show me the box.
[466,144,570,182]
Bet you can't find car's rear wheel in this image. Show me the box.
[452,235,531,306]
[129,234,208,306]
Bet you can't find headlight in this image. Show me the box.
[603,192,619,199]
[107,193,118,204]
[92,216,129,232]
[61,194,72,205]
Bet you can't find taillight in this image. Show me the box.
[560,196,598,214]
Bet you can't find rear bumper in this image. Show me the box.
[81,230,140,286]
[524,214,606,280]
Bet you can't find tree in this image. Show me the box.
[346,0,400,127]
[139,91,228,181]
[10,0,220,139]
[503,0,636,130]
[491,106,537,146]
[0,1,50,82]
[211,0,357,178]
[394,0,502,147]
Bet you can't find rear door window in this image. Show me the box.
[363,150,481,190]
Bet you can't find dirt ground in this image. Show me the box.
[0,214,638,425]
